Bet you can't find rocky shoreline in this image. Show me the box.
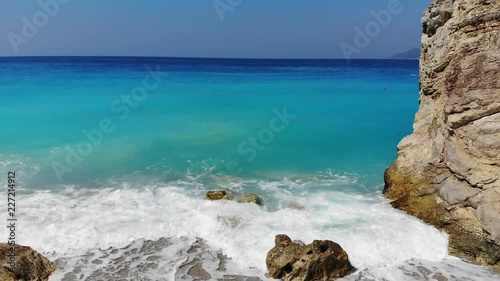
[3,0,499,279]
[5,236,498,281]
[384,0,500,266]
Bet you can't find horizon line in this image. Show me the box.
[0,55,419,61]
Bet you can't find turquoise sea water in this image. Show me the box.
[1,57,497,280]
[0,57,418,189]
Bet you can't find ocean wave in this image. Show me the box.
[2,179,453,278]
[0,154,41,184]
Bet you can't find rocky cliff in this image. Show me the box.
[384,0,500,265]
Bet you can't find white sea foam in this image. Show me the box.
[342,257,500,281]
[0,154,40,182]
[1,178,497,280]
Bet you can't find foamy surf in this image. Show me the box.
[2,176,497,280]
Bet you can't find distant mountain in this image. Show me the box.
[389,47,420,59]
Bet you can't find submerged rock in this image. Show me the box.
[0,244,57,281]
[286,202,306,210]
[206,190,234,201]
[384,0,500,265]
[206,190,263,205]
[236,193,262,205]
[266,235,355,281]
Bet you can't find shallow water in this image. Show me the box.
[0,57,497,280]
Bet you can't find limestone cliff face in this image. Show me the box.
[384,0,500,265]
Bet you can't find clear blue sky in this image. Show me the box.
[0,0,433,58]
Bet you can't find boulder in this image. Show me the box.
[0,244,57,281]
[236,193,262,205]
[266,235,354,281]
[206,190,234,201]
[206,191,262,206]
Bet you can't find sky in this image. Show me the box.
[0,0,433,59]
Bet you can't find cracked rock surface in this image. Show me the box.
[266,235,354,281]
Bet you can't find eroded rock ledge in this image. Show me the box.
[384,0,500,265]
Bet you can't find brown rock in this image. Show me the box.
[206,190,234,201]
[206,191,262,205]
[266,235,355,281]
[384,0,500,265]
[235,193,263,205]
[0,244,57,281]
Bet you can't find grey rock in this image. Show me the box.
[469,188,500,208]
[476,203,500,241]
[439,178,479,205]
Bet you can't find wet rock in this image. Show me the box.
[206,191,262,205]
[218,216,242,228]
[206,190,234,201]
[176,238,263,281]
[0,244,57,281]
[266,234,355,281]
[187,261,212,280]
[286,202,306,210]
[219,275,262,281]
[235,193,262,205]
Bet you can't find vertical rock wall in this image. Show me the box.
[384,0,500,265]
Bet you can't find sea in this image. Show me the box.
[0,57,498,281]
